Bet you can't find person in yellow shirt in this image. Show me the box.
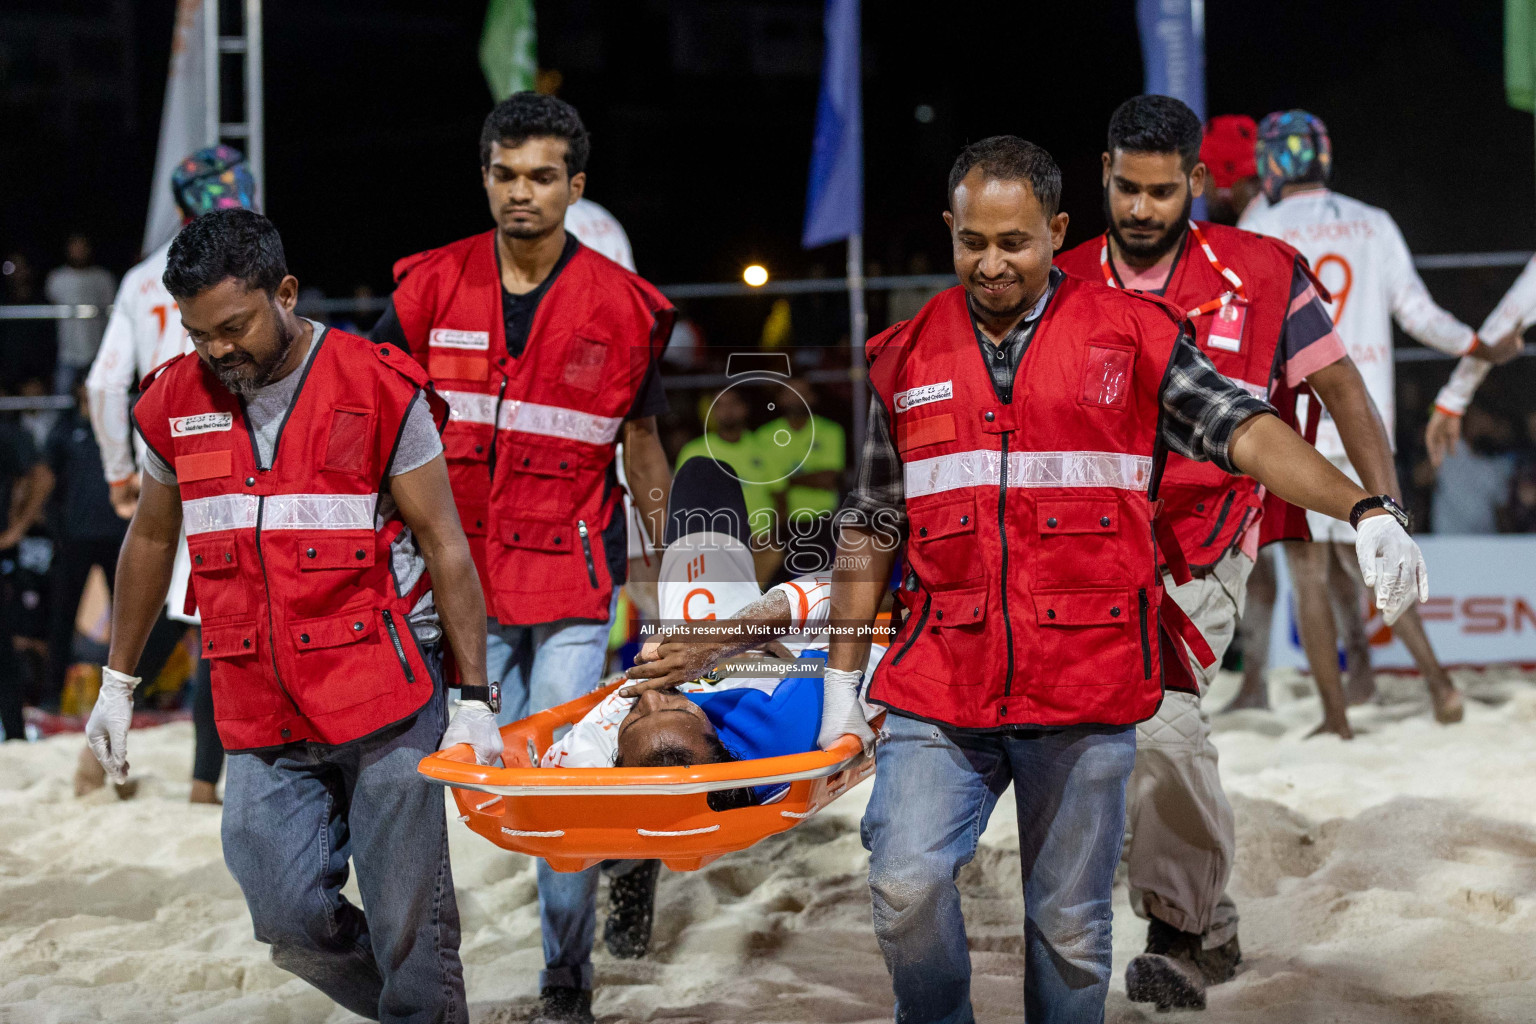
[674,387,778,536]
[760,380,845,522]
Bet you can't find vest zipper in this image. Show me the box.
[577,519,599,587]
[485,376,509,475]
[1138,588,1152,680]
[1199,488,1238,548]
[252,495,298,711]
[381,609,416,683]
[998,433,1016,698]
[891,592,931,666]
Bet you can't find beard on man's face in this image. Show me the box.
[1104,184,1193,263]
[210,314,297,397]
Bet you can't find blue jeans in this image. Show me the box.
[487,611,612,728]
[222,686,466,1023]
[487,601,622,991]
[861,713,1137,1024]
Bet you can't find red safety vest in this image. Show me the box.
[389,231,673,624]
[1058,222,1314,566]
[867,278,1208,731]
[134,330,443,752]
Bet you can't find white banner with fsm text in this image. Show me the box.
[1268,536,1536,669]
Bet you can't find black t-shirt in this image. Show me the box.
[0,418,40,536]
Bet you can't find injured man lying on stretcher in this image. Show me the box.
[539,456,882,775]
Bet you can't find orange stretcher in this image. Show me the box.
[417,679,881,873]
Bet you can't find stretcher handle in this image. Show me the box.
[418,731,871,797]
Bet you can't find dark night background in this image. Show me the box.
[3,0,1530,289]
[4,0,1535,513]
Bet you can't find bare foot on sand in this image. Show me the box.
[1345,671,1377,707]
[189,780,221,805]
[1430,685,1464,725]
[74,746,105,797]
[1306,717,1355,740]
[74,746,138,799]
[1221,681,1271,713]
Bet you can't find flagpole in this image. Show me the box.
[847,233,868,455]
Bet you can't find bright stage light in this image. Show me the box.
[743,265,769,287]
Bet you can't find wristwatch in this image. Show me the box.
[1349,494,1411,532]
[459,681,501,715]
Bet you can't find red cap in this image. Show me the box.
[1201,115,1258,188]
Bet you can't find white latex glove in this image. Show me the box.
[819,668,876,755]
[86,667,139,784]
[1355,514,1429,626]
[438,699,505,766]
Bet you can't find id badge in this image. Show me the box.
[1206,294,1248,353]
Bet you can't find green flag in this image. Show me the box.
[1508,0,1536,112]
[480,0,537,101]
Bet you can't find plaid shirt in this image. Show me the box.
[842,299,1273,527]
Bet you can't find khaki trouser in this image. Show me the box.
[1124,547,1251,949]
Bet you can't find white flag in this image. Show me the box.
[143,0,210,255]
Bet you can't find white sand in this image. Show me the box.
[3,667,1534,1023]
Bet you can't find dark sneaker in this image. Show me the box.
[603,860,659,959]
[1125,916,1240,1011]
[528,986,594,1024]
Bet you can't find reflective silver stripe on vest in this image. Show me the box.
[438,389,498,425]
[182,493,259,536]
[903,450,1154,498]
[182,493,378,536]
[497,400,622,445]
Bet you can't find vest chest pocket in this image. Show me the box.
[562,334,610,394]
[506,443,578,517]
[1079,344,1135,409]
[323,407,375,477]
[907,496,982,590]
[1035,497,1124,586]
[186,537,250,620]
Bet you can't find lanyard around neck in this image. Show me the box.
[1100,220,1246,318]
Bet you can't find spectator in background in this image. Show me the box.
[1506,461,1536,533]
[675,388,777,537]
[0,413,54,740]
[43,236,115,395]
[661,313,704,371]
[1200,115,1263,226]
[16,377,55,448]
[1,254,55,389]
[43,375,128,711]
[1432,405,1516,535]
[760,379,844,522]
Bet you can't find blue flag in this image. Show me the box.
[1138,0,1205,216]
[802,0,862,249]
[1137,0,1205,121]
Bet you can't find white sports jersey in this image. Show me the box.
[1432,255,1536,415]
[564,198,635,272]
[84,242,198,623]
[1241,189,1474,457]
